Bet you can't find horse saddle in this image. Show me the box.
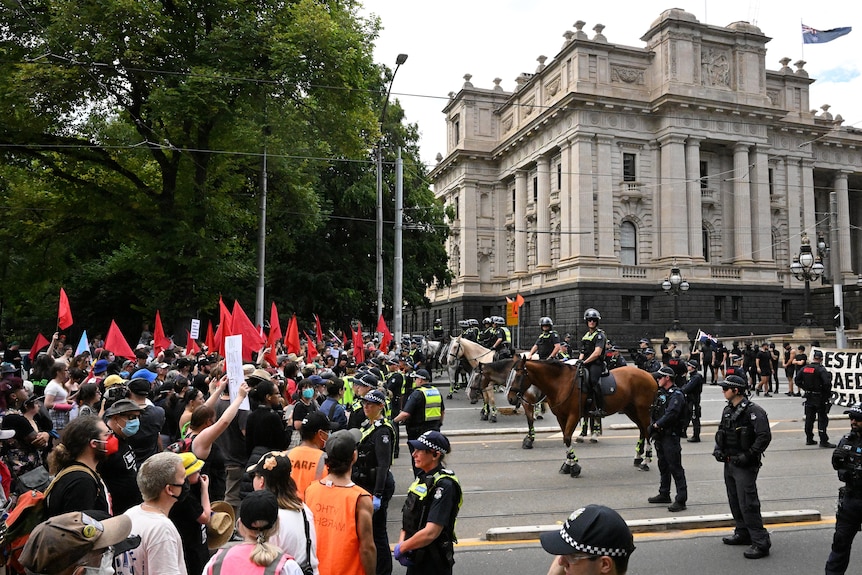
[575,368,617,396]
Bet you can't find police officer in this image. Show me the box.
[641,348,661,373]
[606,345,628,370]
[393,369,444,474]
[347,373,378,429]
[795,348,835,448]
[395,431,461,575]
[648,366,688,512]
[490,316,511,360]
[578,308,607,417]
[384,358,405,459]
[633,338,650,370]
[528,317,561,359]
[479,318,495,348]
[432,319,444,341]
[681,359,704,443]
[464,320,480,342]
[353,389,396,575]
[825,404,862,574]
[713,374,772,559]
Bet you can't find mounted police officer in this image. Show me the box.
[648,366,688,512]
[578,308,608,417]
[432,319,444,341]
[393,369,444,475]
[395,431,461,575]
[825,404,862,574]
[463,319,480,342]
[490,316,512,360]
[681,359,704,443]
[713,374,772,559]
[528,317,561,360]
[795,348,835,448]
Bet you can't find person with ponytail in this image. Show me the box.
[45,414,111,517]
[203,490,303,574]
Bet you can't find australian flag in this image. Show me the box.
[802,24,852,44]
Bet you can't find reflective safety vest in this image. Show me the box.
[403,468,462,540]
[420,386,442,422]
[501,327,512,344]
[341,375,354,405]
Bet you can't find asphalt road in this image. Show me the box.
[380,372,860,573]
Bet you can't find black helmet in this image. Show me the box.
[583,308,601,322]
[719,375,748,391]
[539,317,553,327]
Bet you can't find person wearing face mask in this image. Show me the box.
[98,399,144,514]
[114,452,188,575]
[168,452,211,575]
[46,415,112,517]
[291,377,320,432]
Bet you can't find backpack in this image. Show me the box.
[165,436,194,454]
[0,464,97,574]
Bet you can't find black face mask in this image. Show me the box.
[171,479,191,502]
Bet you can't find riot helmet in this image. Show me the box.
[539,317,553,328]
[583,308,601,323]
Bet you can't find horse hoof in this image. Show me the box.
[522,437,534,449]
[638,464,650,472]
[575,436,584,443]
[570,463,582,478]
[489,415,497,423]
[559,463,572,475]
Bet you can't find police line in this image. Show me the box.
[815,347,862,407]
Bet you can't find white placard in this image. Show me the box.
[190,319,201,341]
[225,335,250,410]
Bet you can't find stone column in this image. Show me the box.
[750,146,773,263]
[536,156,551,268]
[459,181,478,278]
[835,171,853,278]
[732,142,753,264]
[571,133,595,259]
[685,138,703,259]
[494,181,508,277]
[515,169,528,274]
[801,159,816,234]
[785,158,802,249]
[559,138,572,261]
[595,135,614,258]
[659,134,689,259]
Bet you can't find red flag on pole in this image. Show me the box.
[58,288,74,330]
[231,300,266,361]
[352,323,365,364]
[304,331,319,361]
[153,311,171,356]
[213,297,232,356]
[515,294,525,308]
[314,314,323,344]
[31,333,50,355]
[264,302,282,367]
[284,314,301,355]
[105,320,134,359]
[204,321,215,355]
[376,314,392,354]
[186,331,201,356]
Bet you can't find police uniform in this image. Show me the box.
[400,465,462,575]
[479,324,495,348]
[492,324,511,359]
[667,353,687,387]
[795,354,834,446]
[825,406,862,574]
[680,362,704,442]
[605,349,628,370]
[463,325,479,342]
[432,323,444,340]
[641,352,661,374]
[400,382,444,441]
[649,372,688,510]
[533,330,560,360]
[713,381,772,556]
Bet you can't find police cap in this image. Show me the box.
[719,375,748,390]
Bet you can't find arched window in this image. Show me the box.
[620,221,637,265]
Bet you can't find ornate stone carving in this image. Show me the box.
[767,89,780,106]
[522,96,536,118]
[502,114,513,132]
[701,47,730,87]
[610,65,645,84]
[545,75,561,98]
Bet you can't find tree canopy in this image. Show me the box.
[0,0,450,341]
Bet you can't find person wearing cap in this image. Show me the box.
[726,352,747,382]
[203,490,303,575]
[305,428,375,575]
[824,403,862,574]
[45,415,111,517]
[795,348,835,448]
[640,348,660,374]
[248,450,320,573]
[347,373,378,430]
[287,411,332,501]
[647,366,688,512]
[605,346,627,370]
[713,374,772,559]
[20,510,139,575]
[394,369,445,470]
[632,338,650,370]
[395,430,461,575]
[166,452,211,575]
[680,359,704,443]
[353,389,396,575]
[98,398,144,514]
[125,376,167,464]
[114,452,187,575]
[408,338,427,374]
[540,504,636,575]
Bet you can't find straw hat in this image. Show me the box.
[206,501,236,550]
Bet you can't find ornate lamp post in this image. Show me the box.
[661,261,690,331]
[790,233,824,326]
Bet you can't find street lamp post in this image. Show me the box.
[661,262,690,331]
[376,53,408,324]
[790,232,825,326]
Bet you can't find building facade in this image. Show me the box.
[426,9,862,347]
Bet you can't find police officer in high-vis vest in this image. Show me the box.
[578,308,608,416]
[490,316,512,360]
[395,431,461,575]
[528,317,561,359]
[353,389,396,575]
[393,369,444,474]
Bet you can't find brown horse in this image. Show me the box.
[507,357,656,477]
[471,358,545,448]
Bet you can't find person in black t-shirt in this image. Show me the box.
[46,414,110,517]
[98,399,144,514]
[168,452,211,575]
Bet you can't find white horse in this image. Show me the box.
[446,336,504,422]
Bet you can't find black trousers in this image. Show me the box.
[655,433,687,503]
[826,493,862,574]
[804,398,831,443]
[724,461,770,550]
[372,471,396,575]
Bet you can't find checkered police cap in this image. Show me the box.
[540,505,635,558]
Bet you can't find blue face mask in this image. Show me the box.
[302,388,315,400]
[122,418,140,437]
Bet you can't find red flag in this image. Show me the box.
[153,310,171,356]
[264,302,282,367]
[506,296,513,304]
[284,314,301,355]
[58,288,74,329]
[342,332,348,348]
[186,331,201,356]
[105,320,135,359]
[304,331,319,361]
[314,314,323,344]
[213,297,232,356]
[31,333,50,355]
[352,323,365,364]
[376,314,392,354]
[515,294,525,308]
[231,300,266,361]
[204,321,215,354]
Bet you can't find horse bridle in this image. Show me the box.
[508,356,581,411]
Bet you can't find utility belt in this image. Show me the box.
[839,485,862,501]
